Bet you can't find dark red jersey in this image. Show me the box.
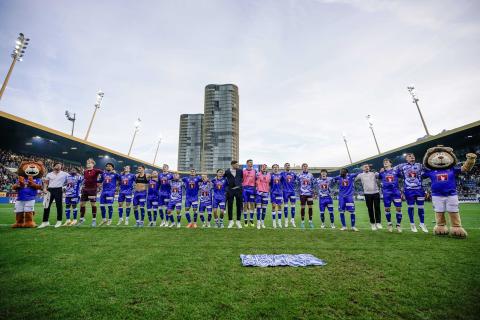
[83,168,103,189]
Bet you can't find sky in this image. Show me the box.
[1,0,479,169]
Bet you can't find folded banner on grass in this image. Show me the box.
[240,254,326,267]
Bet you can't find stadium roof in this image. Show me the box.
[0,110,161,170]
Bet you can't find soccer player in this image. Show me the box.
[395,153,428,233]
[158,164,173,227]
[242,159,256,227]
[77,159,102,227]
[63,167,83,226]
[98,162,120,226]
[333,168,359,231]
[255,164,271,229]
[146,171,160,227]
[316,169,335,229]
[198,174,213,228]
[298,163,315,229]
[212,170,228,228]
[378,158,403,232]
[167,172,183,228]
[182,169,201,228]
[270,164,283,228]
[117,165,135,226]
[133,166,149,227]
[281,163,297,227]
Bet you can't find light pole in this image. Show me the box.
[128,118,141,156]
[342,132,353,164]
[407,85,430,136]
[153,136,162,165]
[65,110,76,136]
[0,33,30,101]
[366,115,381,154]
[84,90,104,140]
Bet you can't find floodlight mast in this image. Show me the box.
[407,85,430,136]
[128,118,141,156]
[366,115,381,154]
[0,33,30,101]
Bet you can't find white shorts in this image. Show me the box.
[432,195,459,213]
[15,200,36,213]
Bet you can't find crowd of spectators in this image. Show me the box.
[0,149,83,192]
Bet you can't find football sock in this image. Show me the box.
[100,205,106,219]
[208,213,212,222]
[134,209,139,221]
[80,206,86,218]
[329,209,334,223]
[177,214,182,223]
[291,207,296,218]
[193,213,198,222]
[385,209,392,223]
[308,207,313,221]
[340,212,346,227]
[108,205,113,220]
[159,208,164,221]
[272,211,276,221]
[320,212,325,223]
[350,212,356,227]
[147,210,152,222]
[185,212,191,223]
[65,208,71,220]
[249,211,254,222]
[283,206,288,219]
[418,207,425,224]
[91,205,97,218]
[140,207,145,221]
[200,213,205,222]
[153,209,158,221]
[407,206,414,223]
[118,207,123,218]
[256,207,261,221]
[277,211,282,221]
[396,211,402,225]
[126,207,131,218]
[300,207,305,221]
[243,212,247,222]
[73,208,78,219]
[261,207,266,221]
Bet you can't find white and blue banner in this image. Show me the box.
[240,254,326,267]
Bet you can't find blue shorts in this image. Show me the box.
[338,195,355,212]
[283,191,296,203]
[147,196,159,209]
[256,192,269,205]
[158,193,170,206]
[242,186,256,203]
[383,190,402,208]
[117,192,133,203]
[212,197,226,210]
[100,191,115,205]
[199,201,212,213]
[65,196,79,206]
[167,199,182,211]
[319,196,333,212]
[185,197,199,209]
[271,193,283,205]
[133,191,147,206]
[404,189,425,206]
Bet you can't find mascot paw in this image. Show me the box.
[12,213,25,228]
[466,153,477,160]
[23,212,37,228]
[450,227,467,239]
[433,225,449,236]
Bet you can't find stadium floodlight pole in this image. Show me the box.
[0,33,30,101]
[342,132,353,164]
[84,90,104,140]
[366,115,381,154]
[128,118,141,156]
[407,85,430,136]
[152,137,162,165]
[65,110,76,136]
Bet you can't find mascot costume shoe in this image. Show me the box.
[11,161,45,228]
[422,146,477,238]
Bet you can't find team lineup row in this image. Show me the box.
[16,151,474,234]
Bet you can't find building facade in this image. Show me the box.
[201,84,239,171]
[177,113,204,171]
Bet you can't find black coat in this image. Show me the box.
[223,168,243,192]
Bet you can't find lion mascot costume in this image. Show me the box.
[422,146,477,238]
[11,160,45,228]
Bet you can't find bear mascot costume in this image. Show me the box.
[422,146,477,238]
[11,160,45,228]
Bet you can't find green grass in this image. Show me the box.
[0,201,479,320]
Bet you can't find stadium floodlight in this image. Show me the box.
[65,110,76,136]
[153,136,163,165]
[84,90,104,140]
[128,118,141,156]
[0,33,30,101]
[342,132,353,164]
[366,115,381,154]
[407,85,430,136]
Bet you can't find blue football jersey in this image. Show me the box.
[270,173,283,195]
[182,176,201,198]
[280,171,297,193]
[334,174,358,197]
[422,166,461,196]
[147,178,160,197]
[378,169,400,193]
[119,173,135,194]
[199,181,212,203]
[99,172,119,192]
[159,173,173,194]
[212,177,227,200]
[297,172,314,196]
[395,162,424,190]
[65,174,83,197]
[169,180,183,201]
[316,177,333,197]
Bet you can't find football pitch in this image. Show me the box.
[0,202,479,320]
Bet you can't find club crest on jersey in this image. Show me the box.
[321,184,328,190]
[122,179,129,185]
[408,171,417,178]
[436,173,449,182]
[342,180,349,186]
[386,175,394,182]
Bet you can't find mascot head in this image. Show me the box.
[17,160,46,179]
[423,145,458,170]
